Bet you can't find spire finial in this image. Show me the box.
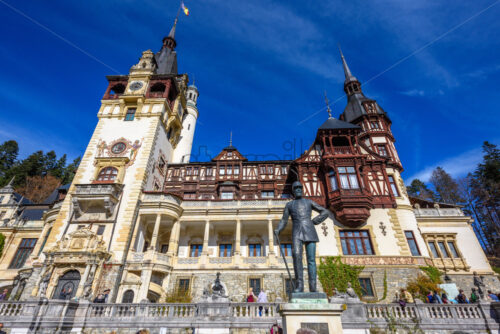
[338,44,357,83]
[324,91,332,118]
[229,131,233,146]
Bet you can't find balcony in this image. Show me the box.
[328,188,374,228]
[332,146,354,155]
[72,184,124,220]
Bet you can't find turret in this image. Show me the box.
[172,81,199,163]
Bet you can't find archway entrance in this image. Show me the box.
[53,270,80,300]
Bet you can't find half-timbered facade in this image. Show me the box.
[5,19,496,305]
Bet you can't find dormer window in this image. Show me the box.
[227,152,233,157]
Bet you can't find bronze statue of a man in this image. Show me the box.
[275,181,329,292]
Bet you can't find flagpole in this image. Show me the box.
[176,0,182,20]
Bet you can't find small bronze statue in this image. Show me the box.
[275,181,329,292]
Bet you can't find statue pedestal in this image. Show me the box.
[281,293,345,334]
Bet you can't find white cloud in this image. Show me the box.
[401,89,426,97]
[405,147,484,183]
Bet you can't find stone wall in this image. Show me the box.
[449,273,500,294]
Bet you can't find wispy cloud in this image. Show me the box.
[400,89,444,97]
[405,145,490,183]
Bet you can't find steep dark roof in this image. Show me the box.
[43,184,70,204]
[342,93,386,123]
[18,207,46,221]
[13,193,32,205]
[319,117,360,130]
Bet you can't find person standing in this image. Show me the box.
[402,289,414,303]
[0,289,8,300]
[59,288,67,300]
[457,290,468,304]
[247,288,256,303]
[470,288,479,303]
[433,291,443,304]
[257,289,268,316]
[426,291,435,303]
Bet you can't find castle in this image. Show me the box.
[0,18,496,304]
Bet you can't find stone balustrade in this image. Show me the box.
[181,199,288,209]
[1,300,499,332]
[414,207,464,217]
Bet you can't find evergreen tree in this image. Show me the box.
[406,179,437,202]
[0,140,19,183]
[429,167,464,204]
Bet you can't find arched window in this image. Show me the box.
[328,170,338,191]
[122,289,134,303]
[53,270,80,300]
[110,84,125,96]
[97,167,118,182]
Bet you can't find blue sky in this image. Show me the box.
[0,0,499,183]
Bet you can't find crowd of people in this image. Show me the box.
[397,287,500,306]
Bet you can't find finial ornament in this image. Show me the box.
[324,91,332,118]
[229,131,233,146]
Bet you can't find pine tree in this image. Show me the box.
[406,179,437,202]
[429,167,464,204]
[0,140,19,183]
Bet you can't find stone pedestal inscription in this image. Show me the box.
[301,322,329,334]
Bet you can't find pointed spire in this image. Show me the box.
[229,131,233,147]
[338,45,357,84]
[324,91,332,118]
[168,17,178,39]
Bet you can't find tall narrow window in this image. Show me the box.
[193,167,199,176]
[377,145,388,157]
[186,167,193,176]
[97,225,106,236]
[125,108,136,121]
[206,167,213,176]
[404,231,421,256]
[388,176,400,197]
[234,166,240,175]
[248,244,262,257]
[178,279,190,292]
[447,242,459,258]
[280,243,292,256]
[359,278,375,297]
[370,121,380,129]
[219,244,232,257]
[340,230,374,255]
[328,171,338,191]
[249,278,261,295]
[338,167,359,189]
[219,166,225,175]
[428,241,439,258]
[438,241,450,258]
[9,238,37,269]
[227,165,232,175]
[190,244,202,257]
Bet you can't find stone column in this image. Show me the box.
[137,266,153,302]
[149,214,162,251]
[167,220,180,256]
[234,219,241,256]
[130,214,143,252]
[75,264,91,298]
[202,220,210,256]
[268,219,275,255]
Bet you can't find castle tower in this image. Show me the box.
[172,81,199,163]
[338,48,402,171]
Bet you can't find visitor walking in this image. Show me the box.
[103,289,110,302]
[0,289,8,300]
[441,293,449,304]
[433,291,443,304]
[487,290,499,301]
[59,288,67,300]
[470,288,479,303]
[426,291,435,303]
[257,289,268,316]
[457,290,468,304]
[246,288,256,303]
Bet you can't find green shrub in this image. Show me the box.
[419,265,442,284]
[164,288,192,303]
[406,274,441,302]
[318,256,364,297]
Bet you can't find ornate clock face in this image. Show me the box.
[129,81,143,91]
[111,142,126,154]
